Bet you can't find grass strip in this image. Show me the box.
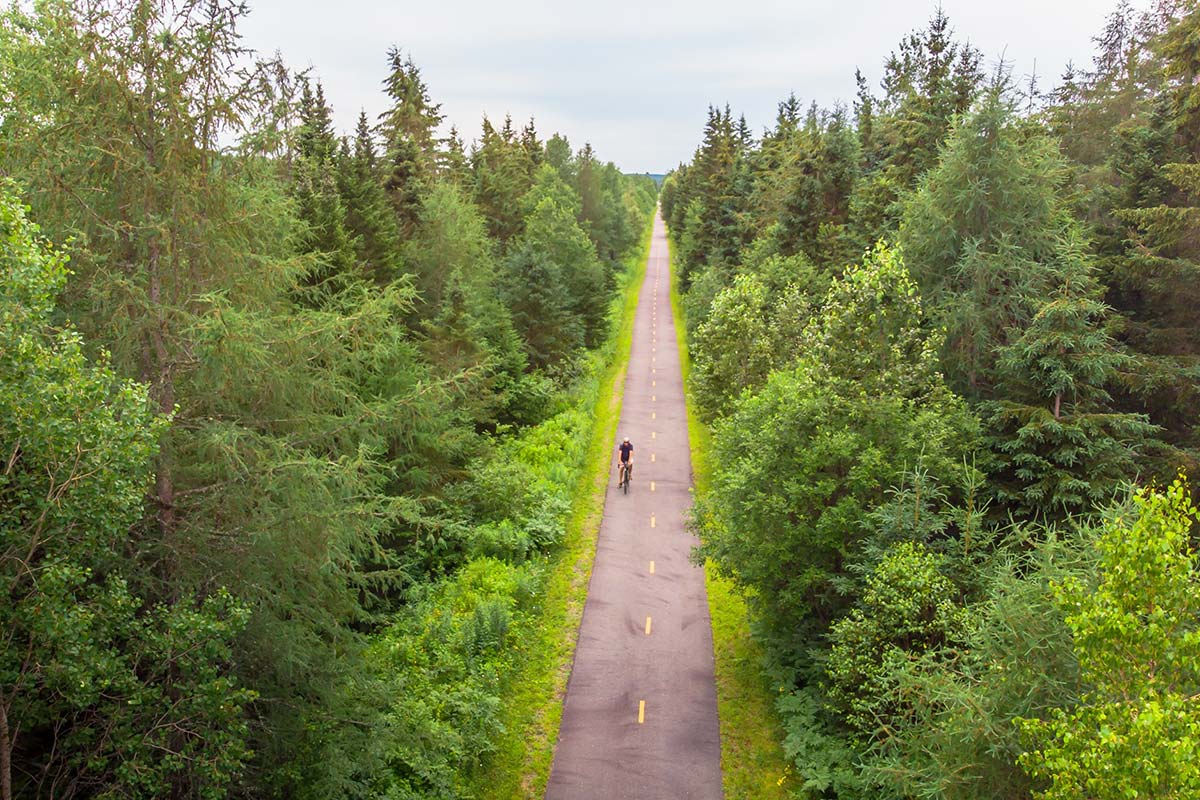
[667,239,794,799]
[472,217,654,799]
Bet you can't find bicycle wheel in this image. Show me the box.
[623,466,629,493]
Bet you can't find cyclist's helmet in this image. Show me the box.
[623,437,630,443]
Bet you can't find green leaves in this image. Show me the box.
[1,182,251,797]
[692,246,977,657]
[827,542,970,739]
[1019,478,1200,798]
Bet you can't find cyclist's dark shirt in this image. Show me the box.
[618,442,634,462]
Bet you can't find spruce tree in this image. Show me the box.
[337,111,404,285]
[988,276,1156,517]
[377,46,444,161]
[472,116,535,244]
[292,81,357,295]
[1098,4,1200,462]
[900,92,1079,399]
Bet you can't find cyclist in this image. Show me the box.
[617,436,634,486]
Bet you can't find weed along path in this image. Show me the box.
[545,212,722,799]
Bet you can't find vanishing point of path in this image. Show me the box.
[545,212,723,799]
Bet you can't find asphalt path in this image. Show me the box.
[545,211,723,799]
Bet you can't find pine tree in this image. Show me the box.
[900,91,1079,400]
[1099,4,1200,462]
[293,81,357,295]
[337,111,403,285]
[988,275,1156,517]
[472,116,535,244]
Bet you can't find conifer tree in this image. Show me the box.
[377,46,444,161]
[440,124,471,186]
[337,111,404,284]
[376,48,443,234]
[1098,4,1200,461]
[472,116,535,244]
[988,275,1156,516]
[293,81,357,294]
[901,92,1081,399]
[520,176,608,346]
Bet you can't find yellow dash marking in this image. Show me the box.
[650,515,656,528]
[652,380,657,388]
[652,431,656,439]
[652,411,657,420]
[652,395,656,402]
[650,481,656,492]
[651,453,656,462]
[638,700,645,724]
[645,616,652,635]
[649,560,655,573]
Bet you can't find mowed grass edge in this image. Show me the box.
[667,236,793,799]
[471,216,654,799]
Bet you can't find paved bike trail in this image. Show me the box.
[545,212,722,799]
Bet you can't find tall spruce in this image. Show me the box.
[337,111,404,284]
[1098,3,1200,464]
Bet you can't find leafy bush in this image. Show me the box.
[1019,478,1200,799]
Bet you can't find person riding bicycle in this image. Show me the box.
[617,436,634,484]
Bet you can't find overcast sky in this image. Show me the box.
[237,0,1127,174]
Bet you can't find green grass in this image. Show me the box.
[471,218,653,799]
[668,242,794,799]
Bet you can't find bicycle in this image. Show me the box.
[618,461,633,494]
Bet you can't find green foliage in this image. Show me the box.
[987,279,1156,517]
[827,543,971,739]
[0,183,252,797]
[0,1,655,795]
[668,6,1200,799]
[519,176,608,346]
[693,245,978,657]
[859,524,1089,800]
[338,111,404,284]
[473,116,536,244]
[690,274,776,420]
[1019,478,1200,799]
[900,91,1082,399]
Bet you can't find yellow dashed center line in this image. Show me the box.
[649,560,655,574]
[638,700,645,724]
[645,616,652,635]
[652,411,657,420]
[651,453,656,462]
[650,480,656,492]
[650,515,656,528]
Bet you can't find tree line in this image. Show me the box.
[662,2,1200,797]
[0,1,656,797]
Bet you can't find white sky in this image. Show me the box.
[237,0,1128,173]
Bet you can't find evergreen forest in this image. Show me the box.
[0,1,655,797]
[664,1,1200,797]
[6,0,1200,798]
